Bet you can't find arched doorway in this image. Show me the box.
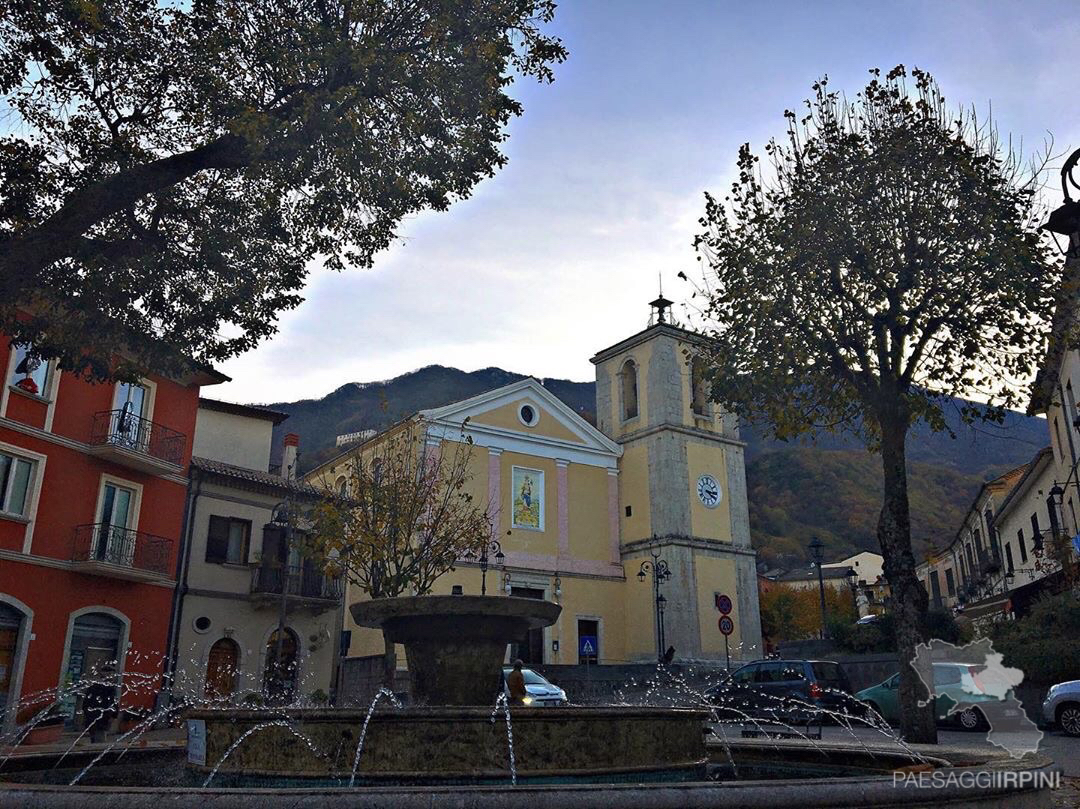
[205,638,239,700]
[62,611,124,727]
[0,602,26,716]
[263,628,299,701]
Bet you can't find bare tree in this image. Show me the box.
[305,418,491,686]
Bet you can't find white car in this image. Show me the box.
[1042,680,1080,737]
[503,668,568,706]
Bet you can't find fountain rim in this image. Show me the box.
[0,744,1058,809]
[349,594,561,631]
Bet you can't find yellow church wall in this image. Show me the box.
[621,554,662,662]
[693,553,741,657]
[618,444,652,544]
[499,451,558,555]
[605,340,653,440]
[566,463,613,563]
[548,576,627,664]
[469,399,586,444]
[686,442,732,542]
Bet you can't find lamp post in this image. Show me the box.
[807,536,828,639]
[270,498,294,701]
[637,550,671,662]
[845,567,858,611]
[478,539,506,595]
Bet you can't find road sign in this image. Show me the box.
[715,593,733,615]
[718,615,734,636]
[579,635,597,657]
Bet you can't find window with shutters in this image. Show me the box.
[205,515,251,565]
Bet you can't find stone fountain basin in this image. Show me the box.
[185,705,710,782]
[0,740,1060,808]
[350,595,562,706]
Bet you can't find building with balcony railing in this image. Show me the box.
[0,331,225,732]
[166,400,343,704]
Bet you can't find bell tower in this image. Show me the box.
[591,292,762,662]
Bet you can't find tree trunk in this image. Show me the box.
[381,632,397,693]
[877,410,938,744]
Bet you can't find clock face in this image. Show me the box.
[697,474,721,508]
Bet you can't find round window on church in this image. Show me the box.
[518,403,539,427]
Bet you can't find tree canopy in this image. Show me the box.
[305,418,491,600]
[693,66,1057,743]
[693,67,1055,441]
[0,0,565,379]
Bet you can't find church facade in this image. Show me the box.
[309,312,762,666]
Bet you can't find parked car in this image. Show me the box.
[856,663,1003,730]
[1041,680,1080,737]
[502,668,567,706]
[705,659,860,723]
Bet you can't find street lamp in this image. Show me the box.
[807,536,828,639]
[637,549,671,662]
[844,567,858,611]
[478,539,506,595]
[269,499,295,701]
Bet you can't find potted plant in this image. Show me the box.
[16,705,66,745]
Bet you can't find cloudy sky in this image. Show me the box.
[215,0,1080,405]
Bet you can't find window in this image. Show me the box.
[1017,529,1028,564]
[944,568,956,596]
[691,356,708,416]
[732,664,756,684]
[929,571,942,604]
[206,516,251,565]
[94,481,137,565]
[755,662,783,683]
[1054,417,1064,462]
[1067,381,1078,432]
[779,662,805,681]
[0,451,33,516]
[335,476,347,497]
[1047,495,1062,537]
[8,345,49,397]
[620,359,638,420]
[1005,543,1014,573]
[517,403,539,427]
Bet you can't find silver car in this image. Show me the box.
[503,668,567,706]
[1041,680,1080,737]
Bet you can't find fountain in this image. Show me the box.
[186,595,712,783]
[0,593,1062,807]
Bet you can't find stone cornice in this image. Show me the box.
[590,323,712,365]
[620,534,757,559]
[616,421,746,450]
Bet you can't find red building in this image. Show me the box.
[0,336,224,731]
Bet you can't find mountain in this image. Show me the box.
[255,365,1048,569]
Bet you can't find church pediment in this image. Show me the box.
[420,378,621,466]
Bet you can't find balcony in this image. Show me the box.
[249,564,343,611]
[71,523,174,583]
[87,409,186,475]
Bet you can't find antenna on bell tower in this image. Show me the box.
[649,274,674,326]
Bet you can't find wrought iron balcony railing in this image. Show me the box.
[89,409,186,466]
[72,523,173,577]
[250,563,344,602]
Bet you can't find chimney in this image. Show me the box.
[282,433,300,480]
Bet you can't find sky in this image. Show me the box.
[214,0,1080,405]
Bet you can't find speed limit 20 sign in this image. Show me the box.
[718,615,735,636]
